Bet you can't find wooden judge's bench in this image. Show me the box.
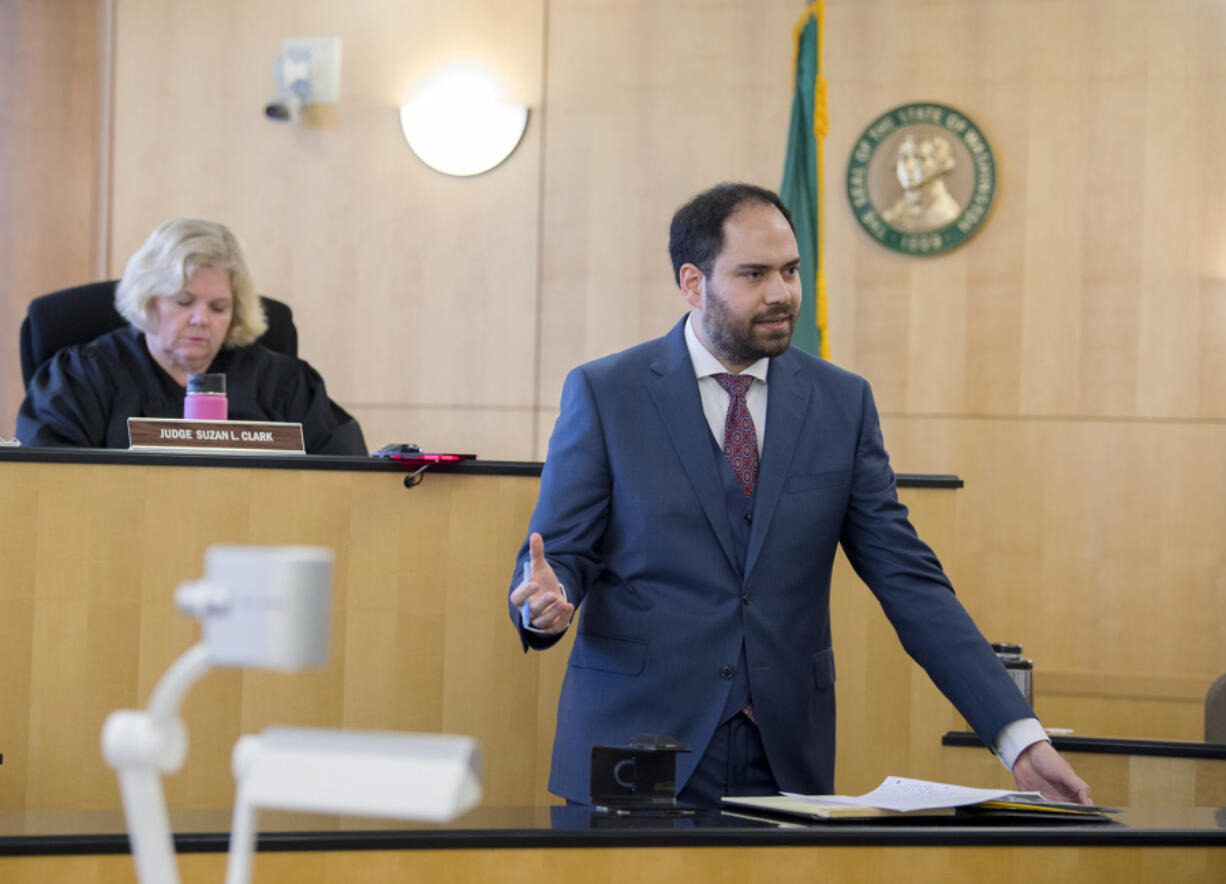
[0,449,1222,882]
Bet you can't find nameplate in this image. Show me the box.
[128,418,305,455]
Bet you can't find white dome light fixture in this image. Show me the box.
[399,67,529,177]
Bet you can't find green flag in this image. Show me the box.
[780,1,829,359]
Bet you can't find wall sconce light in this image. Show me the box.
[399,67,529,177]
[265,37,342,123]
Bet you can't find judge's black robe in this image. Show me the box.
[16,326,367,455]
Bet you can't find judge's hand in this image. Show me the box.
[509,532,574,634]
[1012,740,1093,804]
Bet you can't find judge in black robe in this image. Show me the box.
[16,216,367,456]
[17,325,367,455]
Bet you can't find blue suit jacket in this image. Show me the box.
[511,317,1031,803]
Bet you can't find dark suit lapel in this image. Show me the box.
[744,347,812,579]
[647,320,741,574]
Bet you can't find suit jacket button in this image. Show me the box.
[719,665,734,679]
[741,592,753,606]
[743,513,753,525]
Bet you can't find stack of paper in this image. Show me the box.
[723,776,1116,822]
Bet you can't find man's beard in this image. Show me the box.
[701,282,796,367]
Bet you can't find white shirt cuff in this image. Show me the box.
[993,717,1049,771]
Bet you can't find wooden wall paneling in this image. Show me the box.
[0,461,42,808]
[342,470,443,734]
[905,255,969,413]
[6,842,1226,884]
[1198,755,1226,807]
[959,86,1028,416]
[2,458,972,812]
[2,461,550,811]
[0,0,106,435]
[1197,3,1226,414]
[1200,279,1226,417]
[135,466,254,809]
[1034,668,1210,744]
[535,0,805,423]
[0,599,35,810]
[883,417,1226,681]
[1127,754,1198,807]
[436,475,560,804]
[532,407,558,462]
[1034,694,1204,744]
[26,464,146,809]
[1135,2,1215,419]
[824,0,1226,423]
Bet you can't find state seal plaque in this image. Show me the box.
[846,102,995,256]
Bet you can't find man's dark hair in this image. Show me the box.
[668,182,795,283]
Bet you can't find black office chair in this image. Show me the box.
[19,280,298,387]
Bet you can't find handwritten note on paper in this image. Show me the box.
[785,777,1047,812]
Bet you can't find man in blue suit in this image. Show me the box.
[510,182,1090,807]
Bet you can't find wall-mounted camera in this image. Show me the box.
[264,94,301,122]
[265,37,341,124]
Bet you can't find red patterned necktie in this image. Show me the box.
[713,373,759,497]
[714,372,761,726]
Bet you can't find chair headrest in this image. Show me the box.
[19,281,298,387]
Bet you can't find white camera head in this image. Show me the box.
[264,41,320,123]
[232,727,484,823]
[176,545,333,671]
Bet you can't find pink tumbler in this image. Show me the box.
[184,373,228,420]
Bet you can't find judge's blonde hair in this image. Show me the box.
[115,218,268,348]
